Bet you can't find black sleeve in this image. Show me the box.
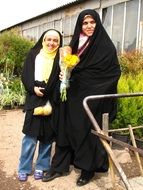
[21,50,35,94]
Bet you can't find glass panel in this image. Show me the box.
[139,0,143,51]
[139,22,143,51]
[62,14,78,45]
[38,25,45,38]
[70,14,78,35]
[140,0,143,51]
[64,36,71,46]
[112,3,124,53]
[124,0,139,51]
[141,0,143,21]
[102,6,112,37]
[54,20,62,33]
[43,23,49,31]
[23,27,38,41]
[62,16,71,37]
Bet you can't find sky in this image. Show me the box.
[0,0,72,31]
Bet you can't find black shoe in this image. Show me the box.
[42,171,68,182]
[76,170,94,186]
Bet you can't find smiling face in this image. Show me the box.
[82,15,96,37]
[42,30,60,52]
[44,35,59,52]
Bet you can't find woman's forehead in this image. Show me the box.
[82,15,95,23]
[84,15,93,19]
[45,35,59,39]
[43,30,60,40]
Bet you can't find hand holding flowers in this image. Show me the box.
[59,46,80,101]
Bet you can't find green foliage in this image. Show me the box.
[0,28,34,109]
[0,28,34,77]
[111,73,143,137]
[110,51,143,137]
[119,50,143,75]
[0,73,25,109]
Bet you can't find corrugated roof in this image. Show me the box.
[0,0,85,31]
[26,0,84,23]
[38,0,84,15]
[48,0,81,11]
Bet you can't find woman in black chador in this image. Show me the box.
[42,9,121,186]
[18,29,62,182]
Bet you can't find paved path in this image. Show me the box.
[0,109,143,190]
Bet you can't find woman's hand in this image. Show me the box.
[59,71,64,81]
[34,86,45,97]
[59,46,72,61]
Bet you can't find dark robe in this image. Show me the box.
[21,29,62,143]
[54,10,121,172]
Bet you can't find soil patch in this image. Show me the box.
[0,109,143,190]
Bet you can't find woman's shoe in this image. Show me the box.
[42,171,63,182]
[76,170,94,186]
[42,170,69,182]
[34,170,43,180]
[18,173,28,182]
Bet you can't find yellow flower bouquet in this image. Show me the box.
[59,46,80,101]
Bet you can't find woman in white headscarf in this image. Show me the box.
[18,29,62,182]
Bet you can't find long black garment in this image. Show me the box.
[21,29,62,143]
[55,10,121,172]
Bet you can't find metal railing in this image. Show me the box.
[83,92,143,190]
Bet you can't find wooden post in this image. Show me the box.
[102,113,116,188]
[99,137,133,190]
[102,113,109,134]
[83,99,133,190]
[128,125,143,176]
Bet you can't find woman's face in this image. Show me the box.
[82,16,96,36]
[44,35,59,52]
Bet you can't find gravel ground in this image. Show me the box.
[0,109,143,190]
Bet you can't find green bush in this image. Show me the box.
[119,50,143,75]
[111,73,143,137]
[0,28,34,109]
[0,28,34,77]
[110,51,143,137]
[0,74,25,109]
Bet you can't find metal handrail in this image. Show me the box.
[83,92,143,190]
[83,92,143,136]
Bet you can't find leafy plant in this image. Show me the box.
[0,28,34,77]
[111,72,143,138]
[0,74,25,109]
[0,28,34,110]
[119,50,143,75]
[110,50,143,137]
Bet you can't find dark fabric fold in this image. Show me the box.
[55,9,121,171]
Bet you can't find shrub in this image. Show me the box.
[0,28,34,77]
[110,51,143,137]
[111,72,143,137]
[119,50,143,75]
[0,73,25,109]
[0,28,34,109]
